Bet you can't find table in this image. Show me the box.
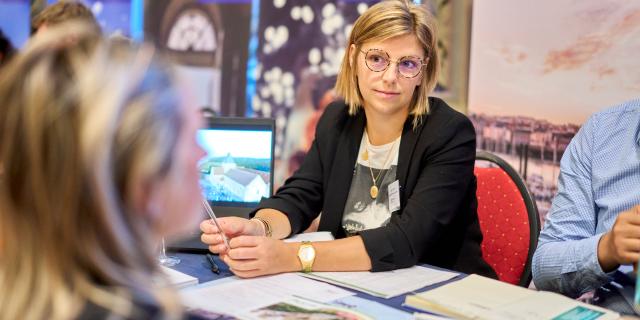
[169,251,630,320]
[170,251,465,313]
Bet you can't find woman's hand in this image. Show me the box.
[222,236,300,278]
[200,217,264,254]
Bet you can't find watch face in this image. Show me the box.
[299,245,315,261]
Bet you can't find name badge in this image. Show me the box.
[388,180,401,212]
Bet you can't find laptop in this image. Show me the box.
[169,117,276,252]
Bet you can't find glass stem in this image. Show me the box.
[162,238,167,257]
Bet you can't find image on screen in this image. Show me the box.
[197,129,272,204]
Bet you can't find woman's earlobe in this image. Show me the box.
[138,180,161,219]
[348,44,356,68]
[144,194,165,232]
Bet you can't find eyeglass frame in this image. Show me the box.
[359,48,428,79]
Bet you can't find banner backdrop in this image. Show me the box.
[22,0,470,191]
[145,0,251,117]
[468,0,640,221]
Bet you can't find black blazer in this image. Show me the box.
[254,98,496,277]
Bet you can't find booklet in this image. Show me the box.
[158,266,199,289]
[302,266,459,299]
[404,274,619,320]
[238,295,412,320]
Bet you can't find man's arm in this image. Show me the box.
[532,115,611,297]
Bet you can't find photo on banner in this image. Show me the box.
[468,0,640,221]
[145,0,251,117]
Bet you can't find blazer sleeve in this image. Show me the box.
[251,106,338,234]
[359,114,477,271]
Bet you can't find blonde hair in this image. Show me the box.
[0,23,183,319]
[32,1,99,33]
[334,0,439,128]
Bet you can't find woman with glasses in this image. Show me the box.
[201,0,496,278]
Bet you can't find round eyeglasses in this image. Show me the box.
[360,48,427,78]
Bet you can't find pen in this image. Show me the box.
[205,253,220,274]
[201,199,231,250]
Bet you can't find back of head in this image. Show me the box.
[0,22,183,319]
[32,1,100,34]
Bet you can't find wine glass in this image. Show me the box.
[158,237,180,267]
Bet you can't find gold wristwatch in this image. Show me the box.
[297,241,316,273]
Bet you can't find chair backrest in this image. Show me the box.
[474,150,540,287]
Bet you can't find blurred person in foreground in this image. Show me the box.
[201,0,495,279]
[0,23,205,319]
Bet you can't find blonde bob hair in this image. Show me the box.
[335,0,439,127]
[0,24,183,319]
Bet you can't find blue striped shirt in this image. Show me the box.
[532,99,640,297]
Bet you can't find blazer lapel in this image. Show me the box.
[320,111,365,236]
[397,116,425,208]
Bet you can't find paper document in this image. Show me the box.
[404,274,619,320]
[413,313,452,320]
[156,266,198,289]
[329,296,412,320]
[179,273,354,315]
[302,266,459,299]
[284,231,334,243]
[238,295,412,320]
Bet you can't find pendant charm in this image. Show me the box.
[370,185,379,199]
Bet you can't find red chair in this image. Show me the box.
[474,151,540,287]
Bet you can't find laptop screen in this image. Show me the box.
[197,117,275,211]
[168,117,276,251]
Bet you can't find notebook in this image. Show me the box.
[169,117,276,252]
[404,274,619,320]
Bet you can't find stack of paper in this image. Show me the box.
[158,266,198,289]
[284,231,335,242]
[302,266,459,298]
[404,274,619,320]
[181,274,415,320]
[179,273,354,315]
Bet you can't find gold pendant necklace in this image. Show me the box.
[370,185,379,199]
[363,132,397,199]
